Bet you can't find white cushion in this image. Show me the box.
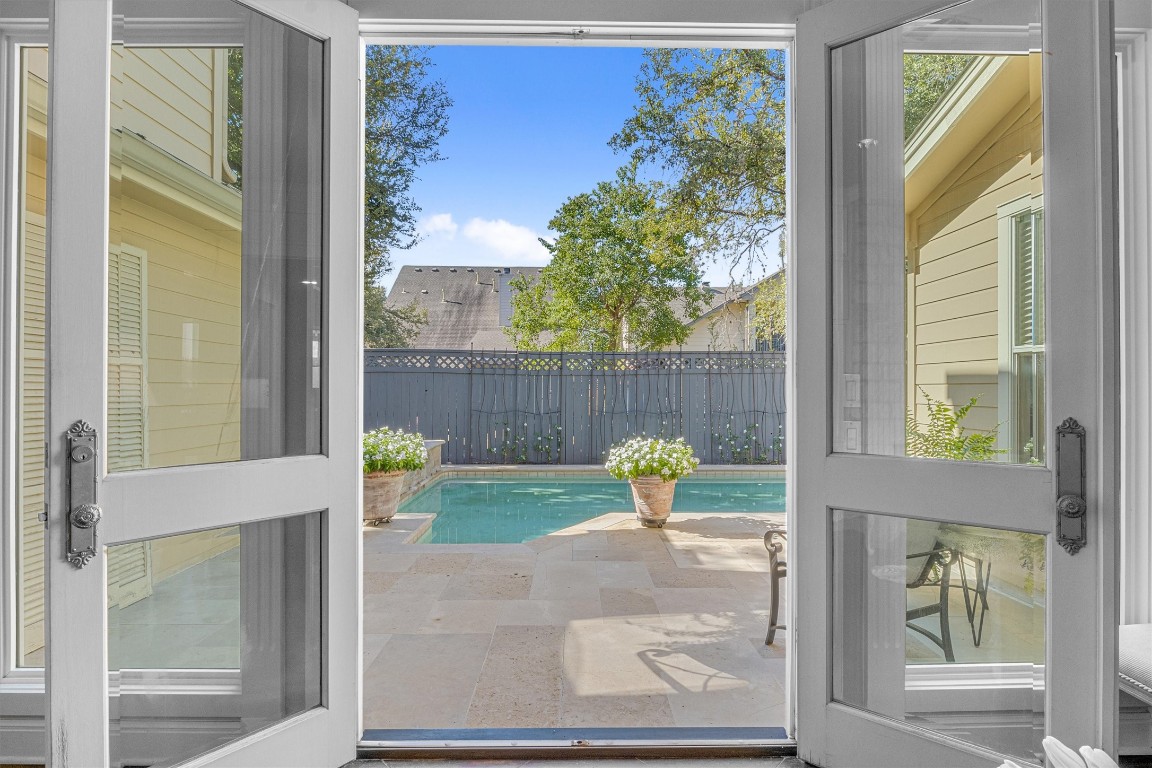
[1120,623,1152,705]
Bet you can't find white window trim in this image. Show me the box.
[2,21,48,684]
[1117,24,1152,628]
[995,194,1043,462]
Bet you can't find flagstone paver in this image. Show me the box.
[362,511,788,729]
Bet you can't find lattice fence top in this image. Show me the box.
[365,349,785,372]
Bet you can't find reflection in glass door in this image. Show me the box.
[828,7,1049,755]
[5,9,51,763]
[100,3,328,764]
[17,44,48,672]
[794,0,1119,763]
[31,0,361,764]
[831,0,1046,466]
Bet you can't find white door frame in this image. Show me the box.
[792,0,1119,765]
[14,1,364,765]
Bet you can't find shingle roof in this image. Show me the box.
[384,265,543,350]
[384,264,741,350]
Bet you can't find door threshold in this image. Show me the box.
[359,727,794,759]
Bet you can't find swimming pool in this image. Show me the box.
[398,476,786,544]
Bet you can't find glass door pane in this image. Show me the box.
[829,0,1046,466]
[107,514,321,766]
[108,0,323,471]
[794,0,1117,761]
[38,0,360,764]
[832,510,1046,762]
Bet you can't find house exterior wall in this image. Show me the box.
[906,55,1043,436]
[112,47,232,183]
[679,302,751,351]
[19,46,242,658]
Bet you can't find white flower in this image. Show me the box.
[605,436,698,481]
[363,427,426,475]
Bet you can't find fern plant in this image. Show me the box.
[905,387,1003,461]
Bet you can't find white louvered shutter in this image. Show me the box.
[107,244,153,607]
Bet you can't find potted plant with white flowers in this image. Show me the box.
[605,436,699,528]
[363,426,427,525]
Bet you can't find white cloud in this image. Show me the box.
[462,218,550,264]
[417,212,458,238]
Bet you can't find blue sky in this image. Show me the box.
[382,45,771,294]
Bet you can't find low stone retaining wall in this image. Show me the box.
[397,440,444,500]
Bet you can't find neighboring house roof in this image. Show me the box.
[688,268,784,327]
[385,264,739,350]
[904,55,1029,214]
[385,265,543,349]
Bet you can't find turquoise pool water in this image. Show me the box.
[399,477,786,544]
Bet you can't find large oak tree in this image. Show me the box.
[506,168,708,352]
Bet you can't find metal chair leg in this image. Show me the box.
[766,566,782,645]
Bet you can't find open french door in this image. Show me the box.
[3,0,363,765]
[792,0,1118,765]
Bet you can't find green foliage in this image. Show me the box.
[505,167,708,352]
[905,387,1003,462]
[750,269,786,350]
[363,46,451,284]
[486,423,564,464]
[364,286,428,348]
[711,419,782,465]
[611,48,787,272]
[903,54,976,139]
[225,49,243,187]
[362,46,449,346]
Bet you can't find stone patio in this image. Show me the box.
[361,512,788,730]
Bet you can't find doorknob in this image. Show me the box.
[1055,417,1087,555]
[65,420,101,568]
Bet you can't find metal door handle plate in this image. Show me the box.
[1055,418,1087,555]
[66,420,100,568]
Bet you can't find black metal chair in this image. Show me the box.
[905,543,960,662]
[761,525,989,659]
[764,525,787,645]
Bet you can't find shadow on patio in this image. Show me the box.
[361,512,788,729]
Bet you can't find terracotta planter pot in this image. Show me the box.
[363,470,406,525]
[629,475,677,528]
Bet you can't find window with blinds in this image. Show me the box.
[1009,208,1045,464]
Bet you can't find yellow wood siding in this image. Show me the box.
[19,47,241,656]
[679,303,750,352]
[110,46,244,471]
[110,45,243,589]
[113,48,219,179]
[908,58,1043,436]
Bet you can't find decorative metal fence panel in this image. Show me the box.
[364,349,786,465]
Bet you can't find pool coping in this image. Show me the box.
[432,463,786,481]
[366,509,785,548]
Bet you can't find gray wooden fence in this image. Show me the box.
[364,349,786,465]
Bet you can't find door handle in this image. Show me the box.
[65,420,101,568]
[1055,417,1086,555]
